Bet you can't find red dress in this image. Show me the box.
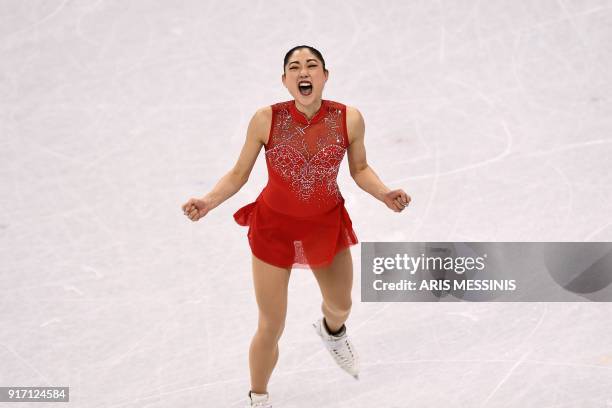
[233,99,359,269]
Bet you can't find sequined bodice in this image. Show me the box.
[261,99,349,217]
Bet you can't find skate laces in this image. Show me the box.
[329,337,355,363]
[322,326,356,365]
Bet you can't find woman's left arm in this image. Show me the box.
[346,106,412,213]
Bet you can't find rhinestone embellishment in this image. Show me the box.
[265,103,346,206]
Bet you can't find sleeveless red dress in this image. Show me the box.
[233,99,358,269]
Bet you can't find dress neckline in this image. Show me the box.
[289,99,327,125]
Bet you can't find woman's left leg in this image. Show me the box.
[310,247,353,333]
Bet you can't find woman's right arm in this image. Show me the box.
[201,106,271,210]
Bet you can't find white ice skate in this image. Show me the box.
[312,317,360,379]
[246,390,272,408]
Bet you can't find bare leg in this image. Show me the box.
[310,247,353,333]
[249,253,291,395]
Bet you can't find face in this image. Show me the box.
[282,48,328,105]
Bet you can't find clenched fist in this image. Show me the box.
[382,189,411,213]
[181,197,212,222]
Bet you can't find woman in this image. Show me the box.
[181,45,411,408]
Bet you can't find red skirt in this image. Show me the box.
[233,192,358,269]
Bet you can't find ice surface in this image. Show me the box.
[1,0,612,407]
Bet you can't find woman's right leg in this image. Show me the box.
[249,253,291,395]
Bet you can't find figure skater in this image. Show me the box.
[181,45,411,408]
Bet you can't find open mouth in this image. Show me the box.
[298,81,313,96]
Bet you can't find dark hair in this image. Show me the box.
[283,45,327,74]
